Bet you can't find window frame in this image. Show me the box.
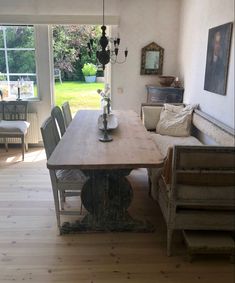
[0,25,39,101]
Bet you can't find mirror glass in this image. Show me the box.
[145,51,160,69]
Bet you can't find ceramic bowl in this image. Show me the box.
[159,76,175,87]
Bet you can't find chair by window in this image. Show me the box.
[54,68,62,84]
[0,101,30,161]
[62,101,72,128]
[51,106,66,138]
[41,116,88,229]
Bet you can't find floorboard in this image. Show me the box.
[0,147,234,283]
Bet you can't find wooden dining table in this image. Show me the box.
[47,110,163,233]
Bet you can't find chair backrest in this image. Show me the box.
[40,116,60,160]
[54,68,61,77]
[1,101,28,121]
[62,101,72,128]
[51,106,66,137]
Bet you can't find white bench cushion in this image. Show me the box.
[151,133,203,157]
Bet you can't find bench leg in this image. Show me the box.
[230,253,235,264]
[167,228,174,256]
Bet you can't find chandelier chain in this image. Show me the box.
[103,0,105,26]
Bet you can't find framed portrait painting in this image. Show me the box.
[204,22,233,95]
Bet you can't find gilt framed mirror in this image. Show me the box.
[140,42,164,75]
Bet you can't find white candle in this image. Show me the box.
[175,77,179,82]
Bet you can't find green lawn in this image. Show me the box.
[54,81,104,114]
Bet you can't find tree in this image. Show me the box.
[53,25,102,81]
[0,26,35,75]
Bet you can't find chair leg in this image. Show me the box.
[21,136,25,161]
[25,142,29,152]
[49,171,61,229]
[4,138,8,152]
[60,191,65,210]
[52,188,61,228]
[54,190,61,229]
[148,176,152,197]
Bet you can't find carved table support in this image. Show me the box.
[60,169,154,234]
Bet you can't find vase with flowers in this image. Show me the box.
[97,85,113,142]
[97,84,111,114]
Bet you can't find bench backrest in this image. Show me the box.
[141,103,235,146]
[192,110,234,146]
[171,145,235,207]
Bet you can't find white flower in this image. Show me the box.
[97,86,110,102]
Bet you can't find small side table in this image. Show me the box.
[183,230,235,263]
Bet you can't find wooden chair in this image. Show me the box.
[54,68,62,84]
[40,116,88,229]
[0,101,30,161]
[62,101,72,128]
[51,106,66,137]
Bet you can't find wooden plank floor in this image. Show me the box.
[0,146,234,283]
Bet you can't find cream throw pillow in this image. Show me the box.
[164,104,184,113]
[156,104,197,137]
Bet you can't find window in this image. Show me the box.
[0,25,38,100]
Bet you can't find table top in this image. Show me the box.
[47,110,163,170]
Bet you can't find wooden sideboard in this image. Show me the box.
[146,85,184,103]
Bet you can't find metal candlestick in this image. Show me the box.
[16,87,22,101]
[107,98,111,114]
[99,113,113,142]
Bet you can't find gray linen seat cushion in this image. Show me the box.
[56,169,88,185]
[0,120,30,134]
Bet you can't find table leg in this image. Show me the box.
[60,169,154,234]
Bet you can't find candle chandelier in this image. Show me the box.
[87,0,128,70]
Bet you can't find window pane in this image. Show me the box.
[0,50,6,73]
[6,26,35,48]
[6,75,36,99]
[0,25,38,100]
[0,28,4,48]
[8,50,36,73]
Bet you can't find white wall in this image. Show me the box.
[0,0,120,16]
[32,25,54,136]
[178,0,234,128]
[112,0,181,112]
[0,0,181,123]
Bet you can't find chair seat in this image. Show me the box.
[0,120,30,135]
[56,169,88,184]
